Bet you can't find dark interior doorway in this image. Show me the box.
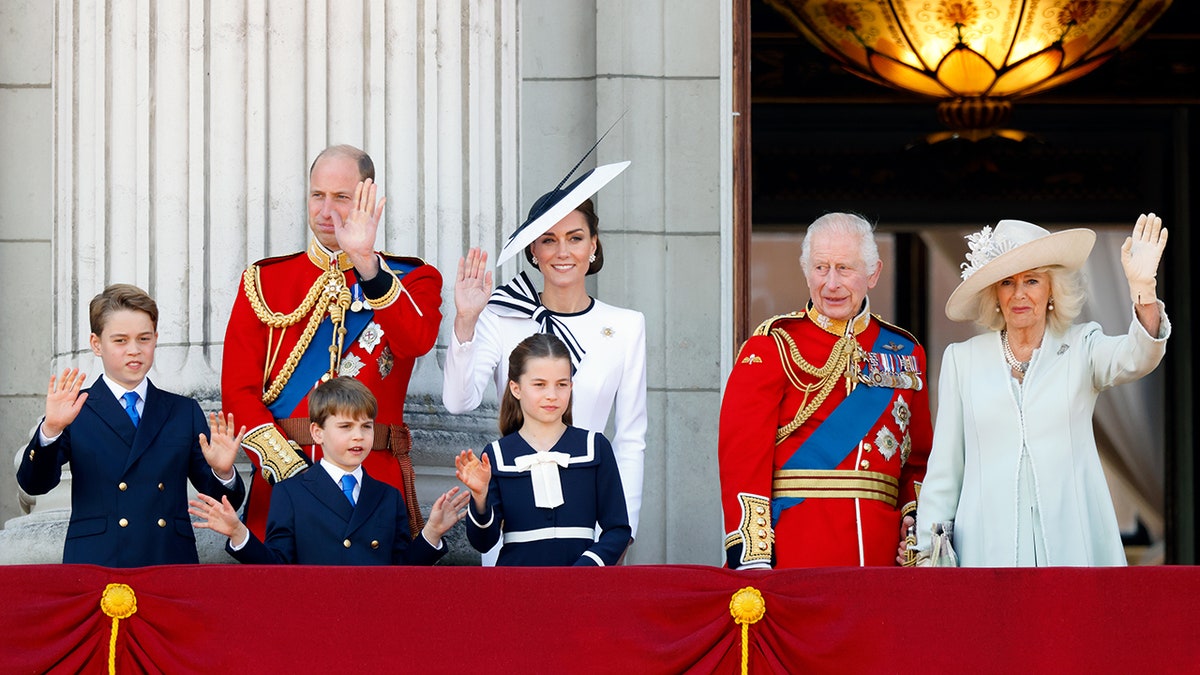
[733,0,1200,562]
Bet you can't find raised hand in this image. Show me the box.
[189,493,249,545]
[422,487,472,544]
[334,177,387,277]
[455,449,491,494]
[453,247,494,342]
[1120,212,1168,305]
[199,411,245,482]
[42,368,89,438]
[454,449,492,513]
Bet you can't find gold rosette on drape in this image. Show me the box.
[729,586,766,675]
[100,583,137,675]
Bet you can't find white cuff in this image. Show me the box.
[468,505,494,529]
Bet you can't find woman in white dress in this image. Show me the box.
[914,214,1169,566]
[443,162,646,562]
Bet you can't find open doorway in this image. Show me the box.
[732,0,1196,563]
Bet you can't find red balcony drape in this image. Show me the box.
[2,564,1196,673]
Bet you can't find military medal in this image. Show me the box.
[338,353,365,378]
[350,283,365,312]
[863,351,923,390]
[892,395,911,432]
[377,345,394,379]
[358,321,384,354]
[874,427,899,461]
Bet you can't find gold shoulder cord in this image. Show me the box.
[771,328,863,444]
[242,264,352,405]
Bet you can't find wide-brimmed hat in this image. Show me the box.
[944,219,1096,322]
[496,160,630,267]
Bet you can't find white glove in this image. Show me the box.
[1120,212,1168,305]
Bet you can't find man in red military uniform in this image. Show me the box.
[222,145,442,539]
[719,212,931,568]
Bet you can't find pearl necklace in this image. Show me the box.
[1000,330,1030,374]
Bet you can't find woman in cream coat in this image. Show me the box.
[915,214,1169,566]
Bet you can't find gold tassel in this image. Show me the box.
[729,586,766,675]
[100,583,138,675]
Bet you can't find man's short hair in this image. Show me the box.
[309,144,375,182]
[89,284,159,336]
[799,212,881,273]
[309,377,378,427]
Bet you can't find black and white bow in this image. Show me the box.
[488,272,586,369]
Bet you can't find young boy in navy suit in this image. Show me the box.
[17,284,247,567]
[192,378,469,565]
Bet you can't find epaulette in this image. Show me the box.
[872,314,923,346]
[379,252,427,267]
[251,250,306,268]
[752,310,807,337]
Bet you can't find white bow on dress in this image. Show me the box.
[513,451,571,508]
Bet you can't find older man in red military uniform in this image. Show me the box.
[223,145,441,539]
[719,212,931,568]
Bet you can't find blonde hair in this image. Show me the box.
[973,265,1086,334]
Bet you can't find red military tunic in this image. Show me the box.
[222,239,442,539]
[718,302,931,568]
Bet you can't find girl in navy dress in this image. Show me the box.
[454,333,631,566]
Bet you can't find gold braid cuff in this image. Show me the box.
[242,423,310,484]
[904,481,922,520]
[366,265,402,309]
[723,493,774,566]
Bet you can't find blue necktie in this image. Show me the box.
[122,392,140,427]
[340,474,357,506]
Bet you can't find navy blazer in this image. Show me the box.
[229,465,444,566]
[17,378,246,567]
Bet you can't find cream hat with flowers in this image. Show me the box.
[944,219,1096,322]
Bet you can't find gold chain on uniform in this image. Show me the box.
[771,328,864,444]
[242,263,352,405]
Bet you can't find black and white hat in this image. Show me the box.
[496,117,631,267]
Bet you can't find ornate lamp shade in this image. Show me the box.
[766,0,1173,135]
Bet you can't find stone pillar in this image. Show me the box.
[521,0,730,564]
[2,0,517,564]
[0,0,55,535]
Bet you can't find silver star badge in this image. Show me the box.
[358,321,385,354]
[338,353,365,378]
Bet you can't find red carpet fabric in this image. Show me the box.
[2,564,1196,673]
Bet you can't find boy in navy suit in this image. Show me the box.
[17,284,246,567]
[192,378,469,565]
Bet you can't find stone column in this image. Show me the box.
[521,0,730,564]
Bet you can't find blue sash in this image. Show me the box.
[771,324,915,524]
[267,259,418,418]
